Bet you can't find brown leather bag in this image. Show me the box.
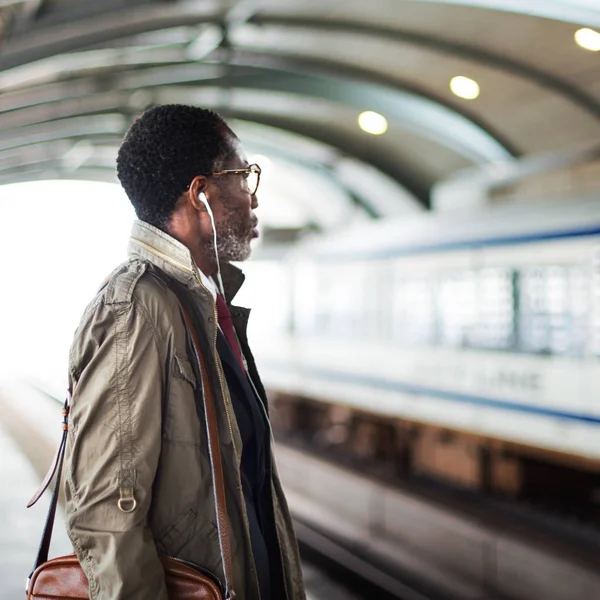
[26,303,235,599]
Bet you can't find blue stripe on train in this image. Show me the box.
[320,225,600,261]
[263,362,600,425]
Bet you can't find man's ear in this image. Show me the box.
[187,176,209,211]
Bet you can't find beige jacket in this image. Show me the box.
[64,220,305,600]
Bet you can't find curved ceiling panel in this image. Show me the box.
[231,21,600,152]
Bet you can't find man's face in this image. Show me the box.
[206,137,259,263]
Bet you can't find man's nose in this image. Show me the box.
[251,193,258,209]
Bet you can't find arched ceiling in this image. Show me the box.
[0,0,599,223]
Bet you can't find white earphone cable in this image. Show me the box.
[199,193,225,296]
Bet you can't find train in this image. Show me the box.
[243,196,600,500]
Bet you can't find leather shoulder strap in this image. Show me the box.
[148,268,235,597]
[179,305,235,599]
[27,398,70,587]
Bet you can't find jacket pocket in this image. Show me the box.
[173,352,197,389]
[155,506,198,557]
[163,353,202,445]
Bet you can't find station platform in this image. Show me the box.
[0,421,71,599]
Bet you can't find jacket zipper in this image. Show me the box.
[245,367,293,600]
[192,269,262,600]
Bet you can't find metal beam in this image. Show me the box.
[0,45,192,94]
[0,1,221,70]
[0,79,99,111]
[0,91,130,129]
[0,155,113,175]
[0,114,125,151]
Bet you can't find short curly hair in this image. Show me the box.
[117,104,234,229]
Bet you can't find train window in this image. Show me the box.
[568,266,589,356]
[306,258,591,356]
[436,268,515,350]
[438,271,476,347]
[518,265,588,356]
[593,249,600,356]
[518,267,547,354]
[519,266,559,354]
[472,268,515,350]
[392,276,437,345]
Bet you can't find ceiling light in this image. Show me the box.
[575,28,600,51]
[358,111,388,135]
[450,76,480,100]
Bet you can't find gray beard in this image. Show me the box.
[204,220,252,264]
[218,228,252,262]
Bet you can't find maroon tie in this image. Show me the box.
[216,293,245,371]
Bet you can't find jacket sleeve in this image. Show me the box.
[64,298,168,600]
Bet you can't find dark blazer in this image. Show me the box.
[216,329,285,600]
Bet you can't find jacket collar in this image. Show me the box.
[128,220,246,303]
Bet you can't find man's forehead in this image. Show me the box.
[224,138,249,168]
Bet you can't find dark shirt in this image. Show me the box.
[216,330,284,600]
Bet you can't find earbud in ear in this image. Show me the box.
[198,192,208,207]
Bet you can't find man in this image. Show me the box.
[64,105,305,600]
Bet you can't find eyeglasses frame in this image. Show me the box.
[208,163,261,195]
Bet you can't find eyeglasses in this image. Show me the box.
[210,163,261,195]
